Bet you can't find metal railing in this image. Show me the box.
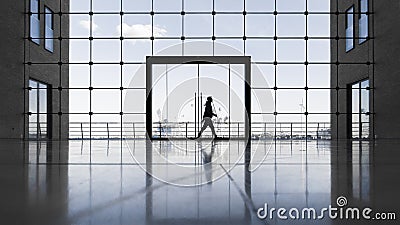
[66,121,332,140]
[351,121,370,139]
[29,121,376,140]
[28,122,47,139]
[69,122,146,140]
[29,121,371,140]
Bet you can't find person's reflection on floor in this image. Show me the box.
[200,141,216,184]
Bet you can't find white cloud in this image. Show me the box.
[117,23,167,44]
[79,20,99,32]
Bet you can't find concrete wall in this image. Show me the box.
[0,0,26,139]
[0,0,69,140]
[373,1,400,139]
[331,0,374,139]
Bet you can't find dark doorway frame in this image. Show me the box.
[146,56,251,141]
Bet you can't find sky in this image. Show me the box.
[68,0,331,129]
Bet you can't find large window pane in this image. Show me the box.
[29,80,48,139]
[346,6,354,52]
[30,0,40,44]
[276,90,306,114]
[92,15,121,38]
[215,0,243,12]
[308,40,330,63]
[122,40,151,62]
[70,15,90,38]
[153,15,181,37]
[92,40,121,62]
[69,40,90,63]
[122,0,151,12]
[352,83,360,139]
[352,80,369,139]
[277,15,305,37]
[39,83,48,138]
[308,90,330,113]
[122,15,152,40]
[308,0,330,12]
[92,65,121,88]
[123,65,145,88]
[245,15,274,37]
[45,7,54,52]
[215,15,243,37]
[214,39,243,55]
[92,0,120,12]
[184,0,212,12]
[276,65,305,88]
[123,89,146,114]
[92,90,121,113]
[359,0,369,44]
[154,40,182,55]
[183,41,214,56]
[307,65,330,88]
[29,80,38,138]
[69,65,90,88]
[277,40,305,62]
[69,90,90,113]
[251,64,274,88]
[360,80,370,138]
[245,40,274,62]
[308,15,330,37]
[70,0,90,12]
[246,0,274,12]
[276,0,305,12]
[154,0,182,12]
[184,15,212,37]
[230,65,245,123]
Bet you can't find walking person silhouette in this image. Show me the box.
[197,96,218,139]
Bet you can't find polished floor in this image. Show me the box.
[0,139,399,225]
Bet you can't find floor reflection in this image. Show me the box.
[0,139,399,224]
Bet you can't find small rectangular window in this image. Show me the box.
[359,0,369,44]
[45,7,54,52]
[30,0,40,45]
[345,6,354,52]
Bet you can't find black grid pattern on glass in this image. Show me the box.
[24,0,375,148]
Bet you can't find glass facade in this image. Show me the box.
[63,0,332,140]
[23,0,374,143]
